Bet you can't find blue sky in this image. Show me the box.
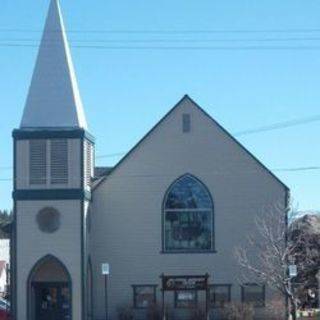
[0,0,320,211]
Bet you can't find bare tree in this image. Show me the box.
[290,215,320,309]
[234,203,303,320]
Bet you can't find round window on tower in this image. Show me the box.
[36,207,61,233]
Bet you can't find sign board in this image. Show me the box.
[160,274,210,320]
[102,263,110,275]
[162,275,208,291]
[289,265,297,278]
[177,292,194,300]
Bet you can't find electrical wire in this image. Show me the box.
[1,112,319,169]
[2,43,320,50]
[2,28,320,34]
[3,37,320,44]
[0,166,319,182]
[234,115,320,137]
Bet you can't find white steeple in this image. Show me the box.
[20,0,87,129]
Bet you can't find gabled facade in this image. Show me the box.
[91,95,288,320]
[12,1,289,320]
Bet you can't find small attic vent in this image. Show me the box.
[29,140,47,185]
[50,139,68,184]
[182,113,191,133]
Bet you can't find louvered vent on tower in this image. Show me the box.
[85,140,93,187]
[50,139,68,184]
[29,140,47,185]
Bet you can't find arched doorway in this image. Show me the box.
[28,255,72,320]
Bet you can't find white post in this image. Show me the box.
[102,263,110,320]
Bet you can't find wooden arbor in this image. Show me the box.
[160,274,210,320]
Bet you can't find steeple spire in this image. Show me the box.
[20,0,87,129]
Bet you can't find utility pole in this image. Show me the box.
[317,270,320,313]
[105,274,108,320]
[288,262,298,320]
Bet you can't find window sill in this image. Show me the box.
[160,249,217,254]
[211,304,231,309]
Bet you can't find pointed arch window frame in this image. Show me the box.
[26,254,73,320]
[162,174,216,253]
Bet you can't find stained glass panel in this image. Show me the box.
[165,175,212,209]
[164,175,214,252]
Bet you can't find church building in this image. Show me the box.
[11,1,289,319]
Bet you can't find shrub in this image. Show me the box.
[188,307,206,320]
[146,303,162,320]
[221,302,254,320]
[264,297,286,319]
[117,304,134,320]
[147,303,176,320]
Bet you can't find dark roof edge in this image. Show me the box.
[93,95,289,191]
[12,128,95,143]
[188,96,289,191]
[92,95,188,190]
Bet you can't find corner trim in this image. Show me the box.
[12,128,95,143]
[13,189,91,201]
[80,136,86,320]
[11,138,17,320]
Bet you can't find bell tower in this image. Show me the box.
[11,1,93,319]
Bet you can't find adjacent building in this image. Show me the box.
[0,240,9,296]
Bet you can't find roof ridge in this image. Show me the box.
[93,96,288,191]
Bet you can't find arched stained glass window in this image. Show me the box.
[163,175,214,252]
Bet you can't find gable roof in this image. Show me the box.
[20,0,87,129]
[94,95,289,191]
[92,166,114,189]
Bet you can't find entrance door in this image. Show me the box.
[34,283,71,320]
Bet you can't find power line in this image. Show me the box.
[3,37,320,44]
[1,112,319,167]
[96,152,126,159]
[234,114,320,137]
[0,165,319,182]
[0,152,126,169]
[2,43,320,50]
[1,28,320,34]
[273,166,320,172]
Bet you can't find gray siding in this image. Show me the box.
[16,200,82,319]
[16,139,81,190]
[90,98,287,319]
